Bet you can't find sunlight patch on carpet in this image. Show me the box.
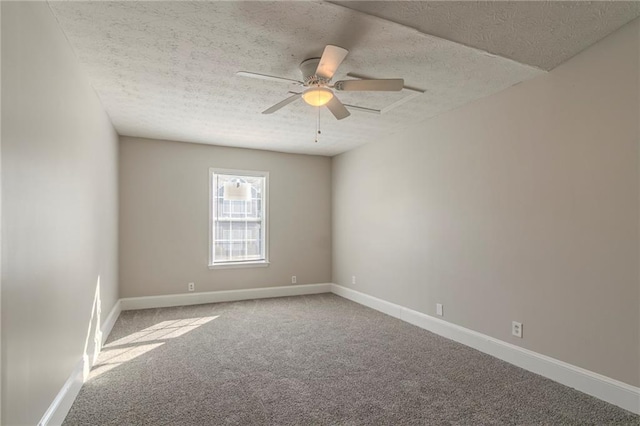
[90,315,219,379]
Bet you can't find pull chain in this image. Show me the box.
[315,107,321,143]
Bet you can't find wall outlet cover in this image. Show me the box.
[436,303,443,316]
[512,321,523,338]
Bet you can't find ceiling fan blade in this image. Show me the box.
[334,79,404,91]
[325,96,351,120]
[236,71,303,85]
[315,45,349,80]
[262,94,301,114]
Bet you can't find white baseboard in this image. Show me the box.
[39,300,123,426]
[101,299,121,345]
[119,283,333,311]
[331,284,640,415]
[38,358,85,426]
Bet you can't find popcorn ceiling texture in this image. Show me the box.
[46,2,551,155]
[334,1,640,71]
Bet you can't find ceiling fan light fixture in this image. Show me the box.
[302,87,334,107]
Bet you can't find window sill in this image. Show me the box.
[208,261,270,270]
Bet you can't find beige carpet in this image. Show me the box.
[63,293,639,425]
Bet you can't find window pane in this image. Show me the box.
[211,171,266,264]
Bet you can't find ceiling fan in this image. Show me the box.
[236,45,404,120]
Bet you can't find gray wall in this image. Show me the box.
[119,137,331,297]
[0,2,3,421]
[332,19,640,387]
[1,3,119,424]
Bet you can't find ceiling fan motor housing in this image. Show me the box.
[299,58,329,86]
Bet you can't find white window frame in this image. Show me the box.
[209,168,269,269]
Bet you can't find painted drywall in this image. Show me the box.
[1,2,119,424]
[333,18,640,387]
[119,137,331,297]
[0,3,3,421]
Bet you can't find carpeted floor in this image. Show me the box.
[63,293,639,425]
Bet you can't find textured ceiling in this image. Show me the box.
[46,1,635,156]
[332,1,640,71]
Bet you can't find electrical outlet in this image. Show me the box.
[436,303,443,316]
[291,276,297,284]
[512,321,523,338]
[188,282,195,292]
[352,276,356,285]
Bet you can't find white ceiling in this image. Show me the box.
[48,1,639,156]
[332,1,640,71]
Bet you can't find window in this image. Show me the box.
[209,168,268,268]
